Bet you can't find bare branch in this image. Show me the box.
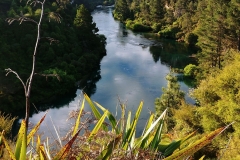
[27,0,43,6]
[44,37,59,45]
[45,12,62,23]
[35,73,61,81]
[5,68,27,95]
[26,0,46,97]
[5,16,38,25]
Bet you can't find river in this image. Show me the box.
[29,6,195,137]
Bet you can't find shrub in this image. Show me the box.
[184,64,198,78]
[126,20,152,32]
[158,25,180,39]
[0,112,17,136]
[151,23,162,33]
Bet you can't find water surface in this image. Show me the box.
[29,6,195,137]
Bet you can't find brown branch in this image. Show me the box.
[27,0,43,6]
[5,68,27,96]
[35,73,61,81]
[45,12,62,23]
[5,16,38,25]
[44,37,59,45]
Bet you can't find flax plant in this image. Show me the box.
[2,0,233,159]
[1,92,230,159]
[82,93,233,159]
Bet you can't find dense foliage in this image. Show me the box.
[191,50,240,159]
[1,0,240,158]
[155,73,185,129]
[0,0,107,114]
[109,0,240,158]
[74,0,115,11]
[114,0,239,50]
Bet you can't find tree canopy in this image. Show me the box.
[0,1,106,114]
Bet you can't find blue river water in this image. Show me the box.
[29,6,195,137]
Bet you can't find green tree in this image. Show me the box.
[155,73,185,129]
[194,0,228,73]
[114,0,130,21]
[192,50,240,159]
[74,4,98,34]
[184,64,198,78]
[149,0,164,22]
[226,0,240,51]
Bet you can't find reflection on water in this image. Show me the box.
[29,6,196,137]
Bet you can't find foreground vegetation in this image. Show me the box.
[0,93,232,159]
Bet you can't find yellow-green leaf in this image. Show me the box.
[1,134,16,160]
[94,101,119,134]
[27,112,47,145]
[97,134,122,160]
[164,124,232,160]
[19,126,27,160]
[39,145,48,160]
[84,93,108,131]
[84,93,101,119]
[72,98,85,137]
[88,111,108,141]
[122,101,143,150]
[137,109,167,149]
[15,120,27,160]
[53,129,81,160]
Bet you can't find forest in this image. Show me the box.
[0,0,239,159]
[114,0,240,159]
[0,0,109,114]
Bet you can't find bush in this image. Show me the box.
[151,23,162,33]
[158,25,180,39]
[184,64,198,78]
[0,112,17,136]
[126,20,152,32]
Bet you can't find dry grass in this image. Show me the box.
[0,112,17,136]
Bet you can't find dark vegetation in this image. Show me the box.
[114,0,240,158]
[73,0,115,11]
[0,0,239,159]
[0,0,108,114]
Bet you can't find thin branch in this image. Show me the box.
[35,73,61,81]
[44,37,59,45]
[5,15,38,25]
[45,12,62,23]
[5,68,27,95]
[26,0,46,97]
[27,0,43,6]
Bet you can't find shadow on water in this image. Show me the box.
[148,38,197,69]
[33,66,102,114]
[8,67,102,137]
[78,69,102,96]
[0,66,102,119]
[8,6,199,138]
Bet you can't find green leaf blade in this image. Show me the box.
[72,98,85,137]
[88,111,108,141]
